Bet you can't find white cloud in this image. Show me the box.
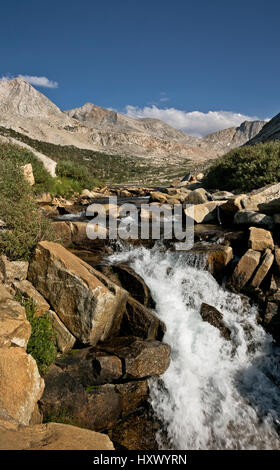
[0,74,58,88]
[125,105,262,137]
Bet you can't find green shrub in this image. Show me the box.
[0,155,54,260]
[204,141,280,192]
[0,143,53,194]
[56,160,102,191]
[16,295,57,376]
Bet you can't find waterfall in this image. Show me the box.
[108,244,280,450]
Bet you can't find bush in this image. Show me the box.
[204,141,280,192]
[0,155,54,260]
[0,143,53,194]
[16,295,57,376]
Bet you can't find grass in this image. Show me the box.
[16,294,57,376]
[204,141,280,192]
[0,126,192,185]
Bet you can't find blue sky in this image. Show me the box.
[0,0,279,136]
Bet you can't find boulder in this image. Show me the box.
[120,296,165,340]
[99,337,171,379]
[28,242,128,345]
[13,280,50,317]
[111,264,154,308]
[0,255,28,285]
[250,249,274,288]
[234,210,274,230]
[205,245,233,282]
[212,191,234,201]
[0,422,114,450]
[0,347,44,426]
[150,192,167,204]
[55,347,123,387]
[35,192,52,204]
[0,284,31,349]
[266,312,280,344]
[230,249,261,292]
[184,188,209,205]
[258,198,280,215]
[248,227,274,251]
[52,221,72,246]
[47,310,76,354]
[241,183,280,211]
[184,201,226,224]
[220,195,246,216]
[20,163,35,186]
[40,364,148,431]
[200,303,231,340]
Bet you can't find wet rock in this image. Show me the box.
[234,210,274,230]
[13,280,50,316]
[99,337,171,379]
[28,242,128,345]
[120,296,165,340]
[230,249,261,292]
[111,264,154,308]
[250,249,274,289]
[263,302,279,325]
[266,312,280,344]
[0,347,44,426]
[206,245,233,282]
[0,422,114,450]
[47,310,76,354]
[200,303,231,340]
[248,227,274,251]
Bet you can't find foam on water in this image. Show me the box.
[108,244,280,450]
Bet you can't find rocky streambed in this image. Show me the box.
[1,179,280,449]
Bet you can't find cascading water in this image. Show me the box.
[108,244,280,450]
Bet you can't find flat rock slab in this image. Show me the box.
[0,422,114,450]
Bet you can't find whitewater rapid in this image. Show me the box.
[108,244,280,450]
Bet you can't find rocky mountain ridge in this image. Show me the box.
[0,78,266,164]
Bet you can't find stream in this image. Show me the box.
[107,243,280,450]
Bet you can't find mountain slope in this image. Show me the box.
[246,113,280,145]
[0,78,266,166]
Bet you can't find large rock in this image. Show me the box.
[120,296,165,340]
[230,249,261,292]
[200,303,231,340]
[248,227,274,251]
[40,364,148,431]
[0,284,31,349]
[184,201,226,224]
[184,188,209,205]
[190,244,233,282]
[234,210,274,230]
[13,279,50,316]
[47,310,76,354]
[52,221,72,246]
[99,337,171,379]
[0,347,44,426]
[0,255,28,284]
[0,422,114,450]
[150,192,167,204]
[20,163,35,186]
[250,249,274,288]
[28,242,128,345]
[55,347,123,386]
[241,183,280,211]
[111,264,154,308]
[220,195,246,216]
[266,312,280,344]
